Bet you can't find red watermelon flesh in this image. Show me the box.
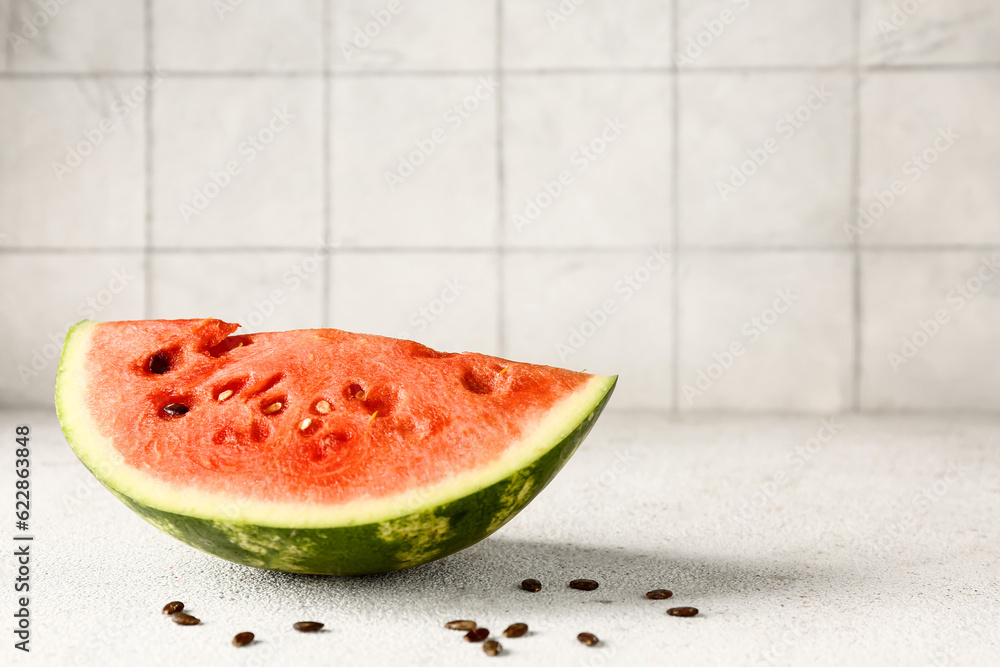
[83,319,591,505]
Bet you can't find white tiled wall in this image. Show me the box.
[1,1,997,413]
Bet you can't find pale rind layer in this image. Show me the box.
[56,320,616,574]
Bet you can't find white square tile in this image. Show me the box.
[503,249,673,411]
[331,0,495,71]
[6,0,143,72]
[0,252,144,407]
[504,74,672,248]
[153,0,322,72]
[503,0,672,69]
[678,251,852,412]
[0,78,146,248]
[861,0,1000,65]
[679,73,853,247]
[330,251,498,355]
[151,77,323,248]
[858,72,1000,246]
[150,251,324,333]
[331,75,497,248]
[861,251,1000,411]
[676,0,853,67]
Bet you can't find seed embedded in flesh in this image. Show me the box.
[444,620,477,631]
[263,401,283,414]
[521,578,542,592]
[299,418,312,431]
[569,579,599,591]
[232,632,254,647]
[577,632,599,646]
[171,612,200,626]
[503,623,528,638]
[464,628,489,643]
[162,403,189,416]
[149,353,171,374]
[161,601,184,615]
[293,621,324,632]
[646,589,673,600]
[483,640,502,656]
[315,400,332,414]
[667,607,699,617]
[217,389,234,402]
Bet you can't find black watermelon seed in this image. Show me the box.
[293,621,324,632]
[483,640,502,656]
[464,628,489,643]
[646,589,673,600]
[444,620,477,631]
[162,403,189,416]
[161,601,184,615]
[577,632,599,646]
[171,612,200,626]
[232,632,254,647]
[569,579,599,591]
[521,578,542,592]
[149,353,171,374]
[503,623,528,638]
[667,606,699,617]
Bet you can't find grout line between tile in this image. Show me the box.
[4,1,13,69]
[321,0,332,328]
[850,0,863,412]
[143,0,154,318]
[495,0,506,357]
[670,0,680,415]
[2,63,998,80]
[4,245,999,255]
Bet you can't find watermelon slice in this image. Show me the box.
[55,319,616,575]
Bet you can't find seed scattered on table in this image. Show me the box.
[503,622,528,638]
[667,607,699,617]
[483,640,502,656]
[464,628,489,643]
[171,612,200,626]
[293,621,324,632]
[232,632,254,647]
[569,579,599,591]
[521,578,542,592]
[577,632,599,646]
[162,601,184,615]
[646,589,673,600]
[444,620,477,631]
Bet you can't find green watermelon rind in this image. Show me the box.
[55,320,617,575]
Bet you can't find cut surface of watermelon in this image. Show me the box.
[56,319,616,574]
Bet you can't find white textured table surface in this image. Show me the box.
[3,411,999,667]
